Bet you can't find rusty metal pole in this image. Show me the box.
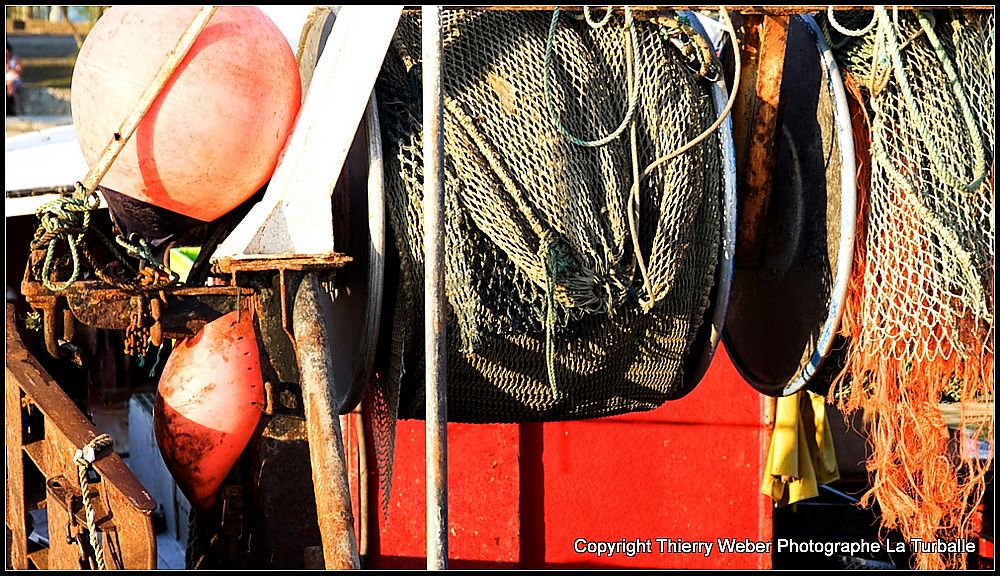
[733,14,789,268]
[422,5,449,570]
[293,273,361,569]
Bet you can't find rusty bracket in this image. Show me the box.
[212,253,351,276]
[213,257,354,355]
[63,285,254,338]
[733,13,789,269]
[47,475,115,533]
[23,298,82,362]
[36,296,66,359]
[22,265,258,355]
[64,521,97,570]
[21,254,349,360]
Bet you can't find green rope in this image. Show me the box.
[872,8,986,192]
[116,234,179,287]
[539,232,570,397]
[544,6,639,147]
[540,4,640,393]
[115,234,180,290]
[819,18,852,50]
[31,183,178,292]
[32,184,101,291]
[543,6,739,313]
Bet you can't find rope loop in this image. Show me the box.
[32,184,102,291]
[544,6,639,147]
[826,6,878,37]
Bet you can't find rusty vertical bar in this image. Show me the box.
[355,410,370,560]
[422,4,449,570]
[293,273,361,569]
[734,14,789,268]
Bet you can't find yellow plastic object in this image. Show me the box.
[762,391,840,506]
[167,247,200,283]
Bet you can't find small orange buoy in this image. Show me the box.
[72,6,301,222]
[155,311,264,511]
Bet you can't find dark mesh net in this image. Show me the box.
[365,8,726,511]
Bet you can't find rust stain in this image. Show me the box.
[735,14,789,269]
[154,394,216,509]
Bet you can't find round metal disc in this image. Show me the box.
[676,11,738,397]
[299,8,385,414]
[327,100,385,414]
[723,15,857,397]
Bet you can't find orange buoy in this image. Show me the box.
[155,311,264,511]
[72,6,301,222]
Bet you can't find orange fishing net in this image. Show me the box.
[824,8,994,570]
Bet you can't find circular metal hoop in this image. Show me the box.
[723,14,858,397]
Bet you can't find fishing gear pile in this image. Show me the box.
[822,8,994,570]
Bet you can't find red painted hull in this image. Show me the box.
[364,345,772,569]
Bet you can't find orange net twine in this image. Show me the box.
[835,67,994,570]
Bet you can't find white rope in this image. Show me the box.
[74,433,114,570]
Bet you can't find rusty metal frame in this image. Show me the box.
[212,253,351,275]
[5,307,157,570]
[20,261,259,361]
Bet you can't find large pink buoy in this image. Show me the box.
[72,6,301,222]
[155,311,264,511]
